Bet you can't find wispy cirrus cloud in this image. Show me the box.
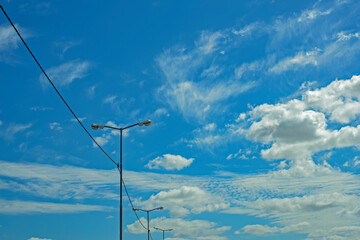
[269,49,320,73]
[238,222,310,236]
[0,24,19,51]
[0,24,28,63]
[54,39,82,58]
[156,30,256,122]
[156,0,360,124]
[28,237,53,240]
[0,199,111,214]
[40,59,91,88]
[0,122,32,140]
[0,159,359,238]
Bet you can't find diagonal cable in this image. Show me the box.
[1,4,150,235]
[122,178,147,230]
[0,4,118,167]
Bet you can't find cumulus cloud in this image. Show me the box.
[40,59,91,88]
[245,75,360,160]
[127,216,230,239]
[93,135,110,147]
[303,75,360,123]
[137,186,229,217]
[146,154,194,170]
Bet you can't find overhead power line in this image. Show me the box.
[123,179,147,230]
[0,4,153,237]
[0,4,118,166]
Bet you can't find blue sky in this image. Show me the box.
[1,0,360,239]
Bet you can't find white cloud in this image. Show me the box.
[245,75,360,160]
[226,149,249,160]
[136,186,229,217]
[0,160,359,238]
[303,75,360,123]
[29,106,53,111]
[200,64,223,79]
[0,24,19,51]
[153,108,170,117]
[251,193,354,214]
[127,216,230,239]
[87,85,96,97]
[269,49,319,73]
[156,31,256,122]
[146,154,194,170]
[270,3,334,48]
[0,122,32,140]
[203,123,216,131]
[241,224,279,236]
[49,122,62,131]
[28,238,53,240]
[232,22,259,36]
[55,40,81,58]
[93,135,110,147]
[0,199,111,214]
[196,31,224,54]
[40,59,91,88]
[337,31,360,41]
[239,222,310,236]
[235,113,246,122]
[103,95,117,104]
[0,160,119,201]
[297,9,332,22]
[70,117,86,122]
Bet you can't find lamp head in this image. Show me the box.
[138,120,151,127]
[91,124,104,130]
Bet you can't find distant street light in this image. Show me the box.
[91,120,151,240]
[133,207,164,240]
[154,227,173,240]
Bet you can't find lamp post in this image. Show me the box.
[91,120,151,240]
[154,227,173,240]
[133,207,164,240]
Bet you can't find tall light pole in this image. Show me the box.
[154,227,173,240]
[91,120,151,240]
[133,207,164,240]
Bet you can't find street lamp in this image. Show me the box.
[91,120,151,240]
[133,207,164,240]
[154,227,173,240]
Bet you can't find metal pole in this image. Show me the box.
[147,211,150,240]
[120,129,123,240]
[163,230,165,240]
